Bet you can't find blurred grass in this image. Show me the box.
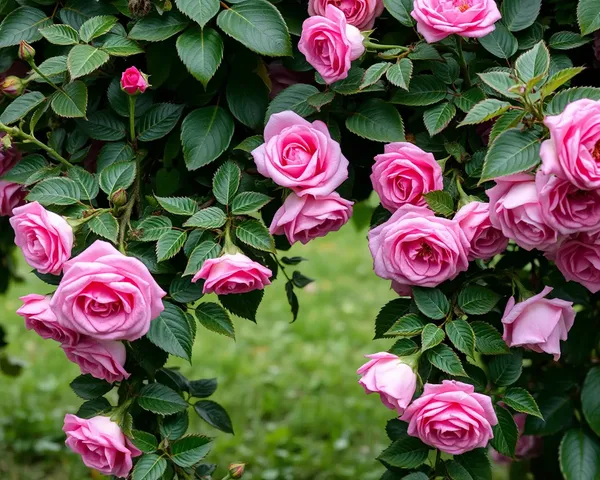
[0,223,398,480]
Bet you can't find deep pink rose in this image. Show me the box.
[298,5,365,84]
[267,61,313,99]
[252,110,349,196]
[487,173,559,252]
[411,0,501,43]
[308,0,384,29]
[62,338,129,383]
[540,99,600,190]
[491,414,543,464]
[400,380,498,455]
[0,180,25,216]
[454,201,508,260]
[0,134,20,176]
[120,66,149,95]
[357,352,417,414]
[17,294,79,345]
[554,231,600,293]
[192,253,272,295]
[50,240,166,341]
[368,205,470,288]
[501,286,574,360]
[270,192,353,244]
[63,414,141,478]
[10,201,73,275]
[371,142,443,212]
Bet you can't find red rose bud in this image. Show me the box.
[111,188,128,207]
[120,66,150,95]
[1,76,25,98]
[228,463,245,479]
[18,41,35,62]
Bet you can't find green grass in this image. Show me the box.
[0,223,398,480]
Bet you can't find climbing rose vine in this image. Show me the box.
[0,0,600,478]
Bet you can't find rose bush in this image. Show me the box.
[0,0,600,478]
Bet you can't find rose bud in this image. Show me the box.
[1,76,25,98]
[228,463,246,479]
[18,40,35,62]
[120,66,150,95]
[111,188,128,207]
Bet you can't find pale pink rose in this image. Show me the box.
[454,201,508,260]
[10,201,73,275]
[487,173,560,252]
[554,231,600,293]
[267,61,313,99]
[357,352,417,414]
[368,204,470,288]
[50,240,166,341]
[270,192,353,244]
[17,294,79,345]
[192,253,272,295]
[252,111,349,196]
[63,414,141,478]
[0,180,25,216]
[411,0,502,43]
[371,142,443,212]
[120,66,149,95]
[491,414,543,463]
[501,286,574,360]
[308,0,384,29]
[400,380,498,455]
[298,5,365,84]
[0,133,20,176]
[540,99,600,190]
[62,338,129,383]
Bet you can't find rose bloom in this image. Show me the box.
[62,338,130,383]
[501,286,575,360]
[411,0,501,43]
[63,414,141,478]
[368,205,470,288]
[0,133,20,176]
[50,240,166,341]
[308,0,384,30]
[270,192,353,245]
[120,66,149,95]
[10,201,73,275]
[540,99,600,190]
[400,380,498,455]
[357,352,417,414]
[298,5,365,84]
[0,180,25,216]
[252,110,349,196]
[491,414,543,464]
[487,173,559,252]
[554,231,600,293]
[454,201,508,260]
[192,253,272,295]
[17,294,79,345]
[371,142,443,212]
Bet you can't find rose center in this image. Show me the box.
[453,0,471,11]
[593,140,600,161]
[418,242,433,259]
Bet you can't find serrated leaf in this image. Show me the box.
[480,128,541,182]
[377,436,429,468]
[426,344,467,376]
[459,99,511,126]
[515,41,550,84]
[156,196,197,216]
[184,241,221,276]
[265,84,319,121]
[458,285,501,315]
[423,102,456,135]
[383,0,414,27]
[40,24,79,45]
[390,75,446,106]
[147,302,194,361]
[88,212,118,243]
[235,219,274,252]
[477,71,521,99]
[389,338,420,356]
[546,87,600,115]
[549,31,592,50]
[446,319,476,358]
[196,302,234,338]
[212,161,240,206]
[360,62,390,89]
[504,387,543,418]
[27,177,81,205]
[137,104,185,142]
[231,192,272,215]
[159,411,189,441]
[77,111,126,141]
[0,92,45,125]
[67,44,110,79]
[471,321,509,354]
[421,323,445,351]
[541,67,585,96]
[491,406,518,457]
[374,298,411,339]
[52,81,88,118]
[176,0,219,27]
[136,216,172,242]
[176,27,223,88]
[169,276,205,304]
[346,99,405,143]
[385,313,425,337]
[489,110,526,143]
[454,87,486,112]
[489,350,522,386]
[413,287,450,320]
[194,400,234,434]
[157,230,187,262]
[1,154,47,184]
[79,15,118,42]
[0,7,52,47]
[560,429,600,480]
[479,24,518,59]
[137,383,188,415]
[171,435,213,467]
[501,0,541,32]
[454,450,492,480]
[128,11,189,42]
[219,290,264,322]
[386,58,413,90]
[99,161,136,196]
[70,374,113,400]
[184,207,227,229]
[130,430,158,454]
[578,0,600,35]
[424,190,454,217]
[132,454,167,480]
[98,34,144,57]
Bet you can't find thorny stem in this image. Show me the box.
[0,122,73,167]
[128,96,136,145]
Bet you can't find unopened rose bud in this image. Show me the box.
[228,463,245,479]
[128,0,153,18]
[1,134,12,150]
[18,41,35,62]
[1,76,25,98]
[111,188,128,207]
[120,66,150,96]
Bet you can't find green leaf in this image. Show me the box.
[541,67,586,97]
[27,177,81,206]
[360,62,391,89]
[138,383,188,416]
[0,92,45,125]
[169,276,205,304]
[426,344,467,376]
[489,110,526,143]
[389,338,419,356]
[582,366,600,437]
[231,192,272,215]
[346,99,405,143]
[147,302,194,361]
[480,128,541,182]
[184,241,222,276]
[454,450,492,480]
[501,0,541,32]
[489,350,522,386]
[184,207,227,229]
[70,374,113,400]
[130,431,158,454]
[375,298,411,339]
[171,435,213,467]
[307,91,336,110]
[77,111,126,141]
[0,7,52,47]
[515,41,550,84]
[446,461,476,480]
[386,58,413,90]
[79,15,118,42]
[137,104,184,142]
[196,302,234,338]
[458,285,501,315]
[67,44,110,79]
[212,161,241,206]
[471,321,510,355]
[132,454,167,480]
[216,0,291,56]
[194,400,234,434]
[176,27,224,88]
[39,24,79,45]
[390,75,446,106]
[159,411,189,441]
[235,219,274,252]
[219,290,264,322]
[421,323,446,351]
[99,161,136,196]
[578,0,600,35]
[31,56,68,84]
[181,107,235,170]
[423,102,456,135]
[97,142,134,172]
[157,230,187,262]
[385,313,425,337]
[1,154,47,184]
[383,0,414,27]
[546,87,600,115]
[88,212,118,243]
[459,99,511,126]
[265,83,319,121]
[234,135,264,153]
[560,429,600,480]
[51,81,88,118]
[491,406,518,458]
[129,11,189,42]
[377,437,429,468]
[446,319,476,358]
[423,190,454,217]
[156,196,197,216]
[176,0,219,26]
[98,34,144,57]
[412,287,450,320]
[136,216,172,242]
[477,71,520,99]
[549,31,593,50]
[454,87,486,112]
[504,387,543,418]
[227,73,269,129]
[479,23,518,59]
[189,378,217,398]
[409,43,443,61]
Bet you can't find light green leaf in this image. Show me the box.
[515,41,550,84]
[480,128,541,182]
[27,177,81,205]
[360,62,390,89]
[157,230,187,262]
[459,99,511,126]
[79,15,118,42]
[546,87,600,115]
[231,192,272,215]
[423,102,456,135]
[504,387,543,419]
[386,58,413,90]
[128,11,189,42]
[184,241,221,276]
[51,81,88,118]
[477,71,521,99]
[39,24,80,45]
[183,207,227,229]
[421,324,445,351]
[382,0,414,26]
[424,190,454,217]
[67,44,110,79]
[541,67,586,96]
[88,212,118,243]
[156,196,198,216]
[549,31,593,50]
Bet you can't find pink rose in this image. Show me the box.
[267,61,313,99]
[501,286,575,360]
[411,0,502,43]
[298,5,365,84]
[308,0,384,29]
[62,338,129,383]
[120,66,149,95]
[0,134,20,176]
[487,173,559,252]
[400,380,498,455]
[10,201,74,275]
[192,253,272,295]
[540,99,600,190]
[63,414,141,478]
[357,352,417,414]
[371,142,443,212]
[491,414,542,463]
[536,171,600,235]
[454,201,508,260]
[270,192,353,244]
[252,111,349,196]
[391,280,412,297]
[0,180,25,216]
[17,294,79,345]
[368,205,470,288]
[554,231,600,293]
[50,240,166,341]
